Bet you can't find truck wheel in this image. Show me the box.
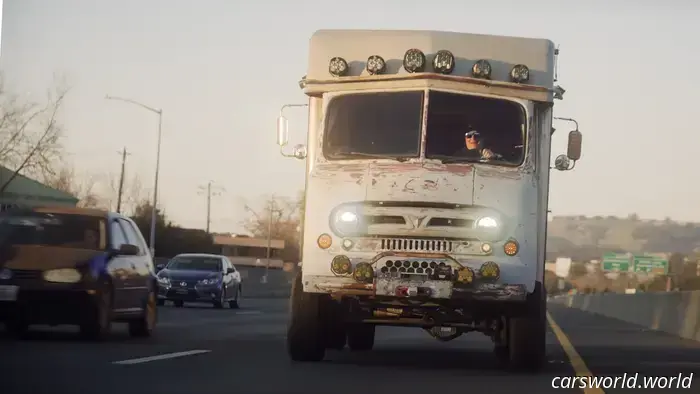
[507,282,546,372]
[347,323,375,351]
[286,271,326,362]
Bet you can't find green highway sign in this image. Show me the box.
[633,255,668,275]
[602,253,630,272]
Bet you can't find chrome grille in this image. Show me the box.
[379,238,454,253]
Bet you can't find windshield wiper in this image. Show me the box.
[331,152,410,162]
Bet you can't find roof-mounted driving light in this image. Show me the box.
[403,49,426,73]
[366,55,386,75]
[329,57,349,77]
[510,64,529,83]
[472,59,491,79]
[432,50,455,74]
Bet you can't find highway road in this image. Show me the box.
[1,298,699,394]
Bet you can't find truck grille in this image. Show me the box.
[379,238,454,253]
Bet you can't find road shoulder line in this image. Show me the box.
[547,311,606,394]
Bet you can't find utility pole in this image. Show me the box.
[116,147,130,213]
[197,181,223,234]
[262,194,275,284]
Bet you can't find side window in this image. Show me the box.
[228,260,236,272]
[110,220,128,249]
[119,218,146,255]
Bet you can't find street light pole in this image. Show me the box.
[105,95,163,256]
[262,193,274,284]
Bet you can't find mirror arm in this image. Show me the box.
[280,146,297,158]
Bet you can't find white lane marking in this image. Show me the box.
[112,350,211,365]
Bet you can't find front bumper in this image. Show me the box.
[157,283,222,302]
[306,275,527,302]
[0,280,96,324]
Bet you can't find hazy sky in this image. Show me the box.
[1,0,699,232]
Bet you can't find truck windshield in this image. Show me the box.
[323,91,424,160]
[0,211,106,250]
[425,91,526,166]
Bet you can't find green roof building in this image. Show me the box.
[0,165,78,211]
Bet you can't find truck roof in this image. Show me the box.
[306,29,556,94]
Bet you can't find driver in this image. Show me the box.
[453,129,501,160]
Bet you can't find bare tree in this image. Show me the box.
[43,165,105,208]
[0,76,69,188]
[241,192,303,261]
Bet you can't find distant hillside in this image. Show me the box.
[546,214,700,261]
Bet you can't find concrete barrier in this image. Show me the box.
[549,291,700,342]
[238,266,295,299]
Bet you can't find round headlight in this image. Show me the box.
[329,57,349,77]
[403,49,426,73]
[0,268,12,280]
[432,50,455,74]
[43,268,82,283]
[510,64,529,83]
[476,217,498,228]
[366,55,386,75]
[472,59,492,79]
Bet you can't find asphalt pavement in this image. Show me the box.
[1,298,699,394]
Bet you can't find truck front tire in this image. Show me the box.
[286,271,326,362]
[507,282,546,372]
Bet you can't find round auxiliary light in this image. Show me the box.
[479,261,500,280]
[456,267,474,284]
[353,262,375,283]
[403,49,426,73]
[472,59,492,79]
[510,64,530,83]
[432,50,455,74]
[317,233,332,249]
[481,243,493,254]
[329,57,349,77]
[366,55,386,75]
[331,255,352,275]
[504,239,519,256]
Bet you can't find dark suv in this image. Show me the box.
[0,206,158,340]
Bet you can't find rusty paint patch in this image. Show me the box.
[422,179,438,190]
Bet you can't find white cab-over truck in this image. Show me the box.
[275,29,582,372]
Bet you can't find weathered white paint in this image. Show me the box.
[298,29,556,298]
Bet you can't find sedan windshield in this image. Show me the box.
[167,256,222,271]
[323,91,424,160]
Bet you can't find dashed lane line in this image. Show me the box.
[112,350,211,365]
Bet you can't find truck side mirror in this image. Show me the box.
[554,155,571,171]
[277,115,289,147]
[567,130,582,160]
[293,144,307,159]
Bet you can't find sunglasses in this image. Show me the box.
[465,132,480,139]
